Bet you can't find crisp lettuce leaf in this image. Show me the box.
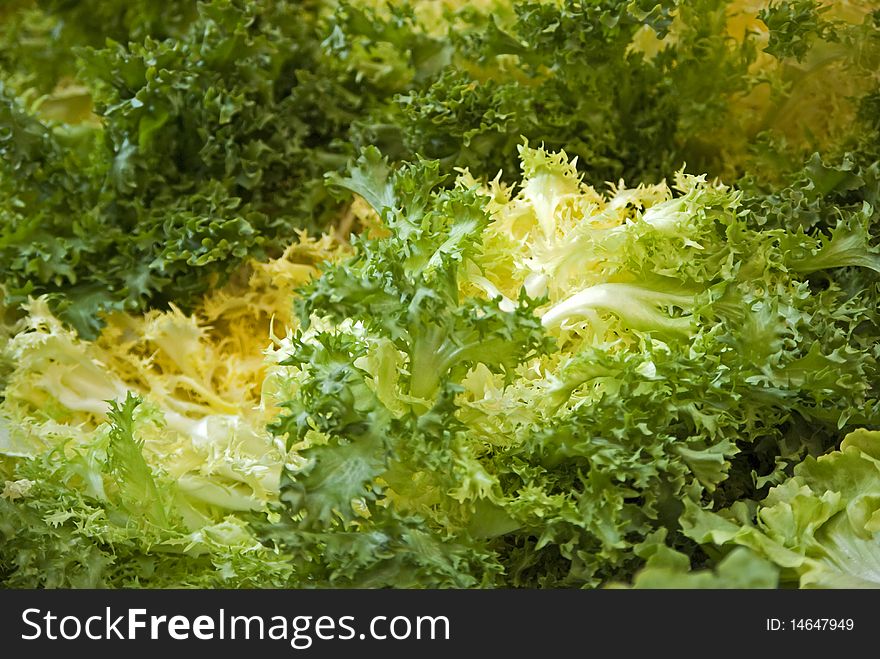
[0,393,293,587]
[684,429,880,588]
[615,529,778,589]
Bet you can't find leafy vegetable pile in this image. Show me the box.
[1,0,878,588]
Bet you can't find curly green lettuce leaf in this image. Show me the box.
[0,393,293,588]
[256,150,554,586]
